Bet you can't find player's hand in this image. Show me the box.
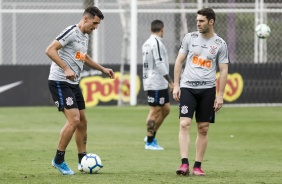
[173,85,181,102]
[103,68,115,79]
[64,67,76,81]
[214,95,223,112]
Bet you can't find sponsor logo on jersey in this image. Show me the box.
[191,33,198,38]
[215,39,222,44]
[192,55,212,69]
[209,46,218,55]
[192,44,199,47]
[201,45,208,49]
[181,105,188,114]
[75,51,86,61]
[186,81,207,86]
[66,97,74,106]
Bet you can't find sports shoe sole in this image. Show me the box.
[176,170,190,176]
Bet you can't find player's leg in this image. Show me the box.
[48,80,79,175]
[145,106,164,150]
[73,86,87,171]
[193,87,215,176]
[75,109,87,171]
[154,102,170,131]
[145,89,170,143]
[176,88,196,176]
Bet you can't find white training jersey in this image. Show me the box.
[179,31,229,89]
[48,24,89,84]
[142,35,169,91]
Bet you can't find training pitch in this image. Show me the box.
[0,105,281,184]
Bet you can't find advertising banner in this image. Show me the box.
[0,63,281,106]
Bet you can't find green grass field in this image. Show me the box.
[0,106,281,184]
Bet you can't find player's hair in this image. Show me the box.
[151,20,164,33]
[83,6,104,20]
[197,8,216,25]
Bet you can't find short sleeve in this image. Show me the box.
[178,33,190,55]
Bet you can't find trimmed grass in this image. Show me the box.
[0,106,281,184]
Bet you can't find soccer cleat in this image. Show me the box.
[176,164,190,176]
[145,141,164,150]
[144,136,147,143]
[52,159,74,175]
[193,167,205,176]
[78,163,83,172]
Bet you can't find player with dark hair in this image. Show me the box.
[142,20,174,150]
[173,8,229,176]
[46,6,114,175]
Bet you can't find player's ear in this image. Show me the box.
[209,19,214,25]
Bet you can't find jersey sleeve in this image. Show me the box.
[152,41,168,76]
[217,41,230,64]
[178,33,190,55]
[56,25,76,47]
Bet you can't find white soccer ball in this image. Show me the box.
[255,24,271,39]
[81,153,103,174]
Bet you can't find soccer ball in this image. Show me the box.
[81,153,103,174]
[255,24,271,39]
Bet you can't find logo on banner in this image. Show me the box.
[216,72,244,102]
[80,72,141,107]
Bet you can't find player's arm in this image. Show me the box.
[214,63,228,112]
[45,40,76,81]
[83,55,115,79]
[173,53,186,102]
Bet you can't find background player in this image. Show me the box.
[142,20,174,150]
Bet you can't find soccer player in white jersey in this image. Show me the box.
[173,8,229,176]
[45,6,115,175]
[142,20,174,150]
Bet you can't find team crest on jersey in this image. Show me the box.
[66,97,74,106]
[209,46,218,55]
[159,97,165,105]
[181,105,188,114]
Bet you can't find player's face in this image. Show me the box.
[196,15,212,34]
[84,16,101,34]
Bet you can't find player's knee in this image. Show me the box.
[198,124,209,136]
[179,119,191,130]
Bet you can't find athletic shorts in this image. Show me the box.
[147,88,170,107]
[179,87,215,123]
[48,80,85,111]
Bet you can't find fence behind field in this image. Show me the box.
[0,0,281,65]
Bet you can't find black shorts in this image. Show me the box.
[48,80,85,111]
[179,87,215,123]
[147,88,170,107]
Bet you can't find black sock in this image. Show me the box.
[78,152,87,164]
[194,161,201,168]
[181,158,189,165]
[153,131,157,139]
[147,136,154,143]
[55,150,65,164]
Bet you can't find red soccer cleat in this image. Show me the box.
[176,164,189,176]
[192,167,205,176]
